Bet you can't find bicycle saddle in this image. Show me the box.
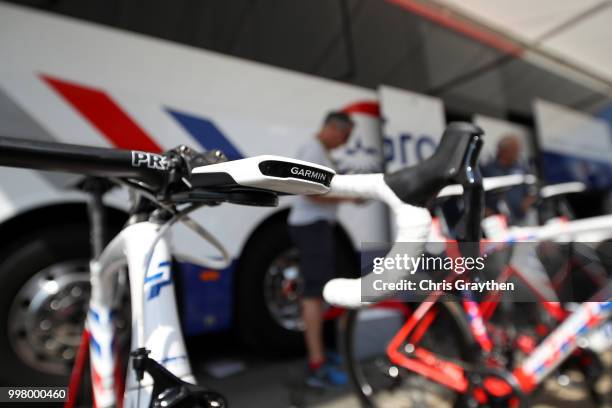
[384,122,483,207]
[189,155,335,195]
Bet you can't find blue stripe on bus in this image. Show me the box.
[166,109,244,160]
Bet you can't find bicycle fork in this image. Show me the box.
[75,221,196,408]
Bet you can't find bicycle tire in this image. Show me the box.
[343,301,478,408]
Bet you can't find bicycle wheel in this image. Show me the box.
[343,301,477,408]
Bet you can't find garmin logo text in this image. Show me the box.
[290,166,327,181]
[132,151,169,170]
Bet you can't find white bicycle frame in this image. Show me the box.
[87,219,193,408]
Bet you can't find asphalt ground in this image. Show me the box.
[190,333,611,408]
[10,333,609,408]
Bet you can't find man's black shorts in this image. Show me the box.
[289,220,335,298]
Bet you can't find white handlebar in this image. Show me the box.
[437,174,537,198]
[322,174,431,308]
[540,182,586,199]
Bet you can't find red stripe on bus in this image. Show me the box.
[41,75,163,153]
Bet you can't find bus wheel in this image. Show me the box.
[0,224,91,385]
[235,218,357,356]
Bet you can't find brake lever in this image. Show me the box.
[452,131,484,188]
[453,131,485,260]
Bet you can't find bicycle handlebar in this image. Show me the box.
[323,173,433,307]
[437,174,537,198]
[0,136,336,199]
[0,136,170,189]
[323,122,484,308]
[539,182,586,199]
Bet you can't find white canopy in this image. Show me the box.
[427,0,612,93]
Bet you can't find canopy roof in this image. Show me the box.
[427,0,612,93]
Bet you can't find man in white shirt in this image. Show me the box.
[288,111,356,387]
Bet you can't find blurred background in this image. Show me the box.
[0,1,610,406]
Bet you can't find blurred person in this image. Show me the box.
[482,135,536,224]
[288,111,356,387]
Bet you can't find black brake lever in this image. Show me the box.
[455,130,485,243]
